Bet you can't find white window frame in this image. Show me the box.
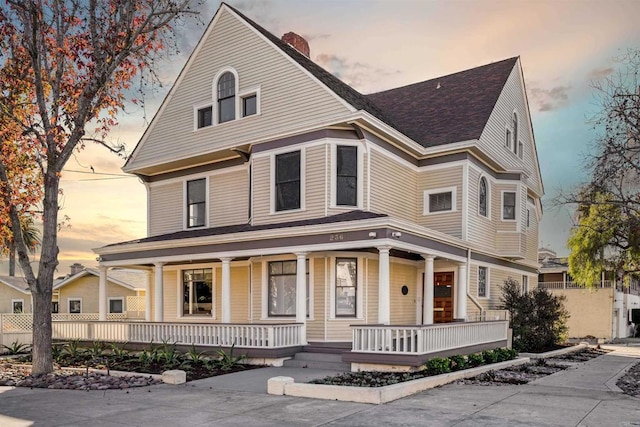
[477,175,490,219]
[522,275,529,293]
[260,256,314,320]
[239,85,261,118]
[269,148,306,215]
[212,67,240,126]
[68,298,82,314]
[423,186,457,215]
[477,266,489,299]
[11,299,24,314]
[330,142,364,209]
[329,256,363,320]
[505,125,513,151]
[193,101,213,131]
[501,190,518,222]
[183,176,210,230]
[512,111,519,157]
[177,267,215,318]
[108,297,125,314]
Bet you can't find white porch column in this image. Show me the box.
[98,266,108,321]
[378,246,391,325]
[456,262,468,321]
[563,271,567,289]
[154,262,165,322]
[295,252,307,344]
[145,271,152,321]
[221,258,232,323]
[423,255,435,325]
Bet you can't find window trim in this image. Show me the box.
[193,102,213,130]
[108,297,125,314]
[270,149,306,214]
[522,275,529,293]
[423,186,457,215]
[330,142,364,209]
[239,85,261,117]
[477,266,489,299]
[329,256,363,320]
[512,111,519,156]
[334,257,358,318]
[11,299,24,314]
[179,267,215,318]
[478,176,490,219]
[261,257,314,320]
[505,126,513,151]
[183,177,209,230]
[501,190,517,222]
[68,298,82,314]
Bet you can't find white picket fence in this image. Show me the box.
[352,320,509,355]
[0,314,303,350]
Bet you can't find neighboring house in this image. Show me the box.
[93,4,543,365]
[0,276,32,313]
[53,263,148,318]
[538,248,640,340]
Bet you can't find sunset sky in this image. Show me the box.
[2,0,638,276]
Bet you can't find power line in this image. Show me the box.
[63,169,131,177]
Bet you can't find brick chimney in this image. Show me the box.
[70,262,84,275]
[281,32,310,58]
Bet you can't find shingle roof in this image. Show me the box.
[225,3,517,149]
[366,58,518,147]
[0,276,30,292]
[106,210,387,247]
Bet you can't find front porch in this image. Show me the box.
[1,313,509,368]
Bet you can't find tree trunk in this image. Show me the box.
[9,242,15,276]
[28,171,60,375]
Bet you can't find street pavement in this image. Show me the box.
[0,344,638,426]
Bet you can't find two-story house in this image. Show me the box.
[93,3,543,368]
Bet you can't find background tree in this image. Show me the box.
[563,49,640,288]
[0,0,200,375]
[1,215,41,276]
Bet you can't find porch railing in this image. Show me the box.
[538,280,613,290]
[351,320,509,355]
[466,310,510,322]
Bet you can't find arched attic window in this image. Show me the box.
[217,72,236,123]
[479,177,488,217]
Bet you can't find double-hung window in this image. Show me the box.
[187,178,206,228]
[217,72,236,123]
[197,106,212,128]
[478,266,488,298]
[275,151,301,211]
[182,269,213,316]
[335,258,357,317]
[268,260,309,317]
[502,191,516,220]
[512,112,519,156]
[336,146,358,206]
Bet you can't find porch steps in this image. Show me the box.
[283,352,351,371]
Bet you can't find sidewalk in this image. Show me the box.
[0,345,638,426]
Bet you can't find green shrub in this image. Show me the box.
[467,353,484,367]
[500,278,569,352]
[494,347,517,362]
[448,355,468,371]
[482,349,499,364]
[424,357,451,375]
[2,340,31,355]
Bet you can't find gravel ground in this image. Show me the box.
[0,362,161,390]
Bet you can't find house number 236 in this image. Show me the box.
[330,234,344,241]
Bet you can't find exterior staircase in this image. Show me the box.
[282,342,352,371]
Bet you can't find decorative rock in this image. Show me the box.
[162,370,186,385]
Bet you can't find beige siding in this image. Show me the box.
[148,182,183,236]
[525,205,539,262]
[466,165,496,250]
[306,258,326,341]
[211,168,249,227]
[0,286,31,313]
[478,64,542,195]
[369,150,416,223]
[128,9,352,171]
[389,263,417,325]
[252,145,326,225]
[416,165,463,238]
[58,276,136,314]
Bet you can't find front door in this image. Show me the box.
[434,272,454,323]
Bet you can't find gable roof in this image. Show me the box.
[226,3,516,149]
[0,276,30,294]
[53,268,146,291]
[366,58,518,147]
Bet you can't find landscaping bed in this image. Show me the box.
[616,362,640,397]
